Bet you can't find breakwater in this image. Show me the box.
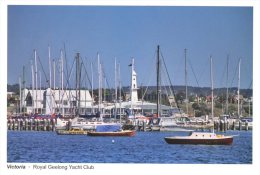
[214,120,252,132]
[7,118,56,131]
[7,118,252,132]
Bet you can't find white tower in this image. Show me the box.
[130,58,138,102]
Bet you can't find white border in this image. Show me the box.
[1,1,259,175]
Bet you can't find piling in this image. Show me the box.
[220,120,224,132]
[47,119,51,131]
[17,119,21,131]
[35,119,39,131]
[43,119,46,131]
[245,121,249,131]
[30,119,33,131]
[8,119,12,130]
[52,119,56,131]
[223,121,227,132]
[226,121,230,130]
[25,119,28,131]
[214,121,219,131]
[143,121,146,132]
[239,120,242,131]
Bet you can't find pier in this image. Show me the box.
[214,120,252,132]
[7,118,252,132]
[7,118,56,131]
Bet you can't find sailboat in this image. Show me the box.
[69,53,122,131]
[150,46,194,132]
[164,56,233,145]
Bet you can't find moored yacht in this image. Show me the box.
[164,132,233,145]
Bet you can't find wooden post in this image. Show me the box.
[52,119,56,131]
[25,119,28,131]
[13,120,16,130]
[35,119,38,131]
[43,119,46,131]
[220,120,224,132]
[47,119,51,131]
[224,120,227,132]
[30,119,33,131]
[8,119,12,130]
[68,119,72,130]
[245,121,249,131]
[239,120,242,131]
[17,119,21,131]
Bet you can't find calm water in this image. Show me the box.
[7,130,252,164]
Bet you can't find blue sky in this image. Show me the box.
[8,6,253,89]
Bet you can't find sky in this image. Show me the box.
[8,6,253,89]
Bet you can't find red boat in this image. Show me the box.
[164,132,233,145]
[87,130,136,137]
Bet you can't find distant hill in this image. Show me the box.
[7,84,19,94]
[7,84,252,98]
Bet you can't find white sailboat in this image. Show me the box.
[165,56,233,145]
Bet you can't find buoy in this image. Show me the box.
[112,140,115,143]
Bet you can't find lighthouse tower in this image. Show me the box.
[130,58,138,102]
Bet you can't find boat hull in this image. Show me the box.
[87,130,136,137]
[56,130,88,135]
[164,137,233,145]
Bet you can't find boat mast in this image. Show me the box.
[114,57,117,118]
[53,59,56,89]
[48,46,53,114]
[210,56,214,133]
[34,50,38,114]
[97,53,102,118]
[60,50,64,117]
[39,71,42,114]
[31,60,35,114]
[91,61,94,114]
[184,48,188,116]
[75,53,81,117]
[118,62,122,123]
[156,45,161,117]
[19,76,22,114]
[237,58,241,118]
[22,65,26,116]
[226,55,229,115]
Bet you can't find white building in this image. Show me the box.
[21,88,93,115]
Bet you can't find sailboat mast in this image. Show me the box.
[75,53,81,116]
[48,46,52,89]
[34,50,38,113]
[53,59,56,90]
[156,45,161,117]
[48,46,53,114]
[184,48,188,116]
[39,71,42,114]
[22,65,26,116]
[19,76,22,114]
[226,55,229,114]
[118,62,122,123]
[114,57,118,117]
[61,50,64,117]
[210,56,214,133]
[31,60,35,114]
[97,53,101,115]
[238,58,241,118]
[91,61,94,114]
